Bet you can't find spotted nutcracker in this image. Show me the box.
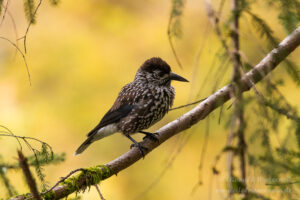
[74,57,188,156]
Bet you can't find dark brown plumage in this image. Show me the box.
[75,57,188,156]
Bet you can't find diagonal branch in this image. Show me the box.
[11,26,300,200]
[18,151,41,200]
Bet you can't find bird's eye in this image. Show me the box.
[158,71,165,77]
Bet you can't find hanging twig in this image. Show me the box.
[0,0,9,27]
[0,36,31,85]
[94,184,105,200]
[18,0,42,53]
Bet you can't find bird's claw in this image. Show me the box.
[130,143,148,158]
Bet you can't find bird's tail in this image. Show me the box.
[74,136,94,156]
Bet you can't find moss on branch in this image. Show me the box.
[13,165,113,200]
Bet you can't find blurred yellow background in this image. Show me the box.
[1,0,300,199]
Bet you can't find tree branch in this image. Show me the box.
[229,0,247,196]
[18,151,41,200]
[11,26,300,200]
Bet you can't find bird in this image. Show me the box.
[74,57,188,156]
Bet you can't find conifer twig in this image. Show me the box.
[18,0,42,53]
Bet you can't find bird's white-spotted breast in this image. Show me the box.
[117,82,175,135]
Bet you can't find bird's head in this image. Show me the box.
[135,57,189,86]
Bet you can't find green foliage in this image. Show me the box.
[295,121,300,148]
[42,165,113,198]
[265,0,300,33]
[230,175,246,194]
[246,11,278,47]
[30,144,65,191]
[247,90,300,198]
[166,0,300,198]
[24,0,36,24]
[168,0,185,38]
[284,59,300,86]
[0,141,65,197]
[276,0,300,33]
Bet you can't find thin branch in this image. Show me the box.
[167,29,183,69]
[18,151,41,200]
[42,168,84,195]
[170,97,207,111]
[167,0,184,70]
[18,0,42,54]
[0,125,22,150]
[230,0,247,197]
[266,180,300,186]
[10,26,300,200]
[0,131,54,182]
[0,36,31,85]
[191,117,210,195]
[0,0,9,27]
[94,184,105,200]
[7,11,20,59]
[205,0,231,56]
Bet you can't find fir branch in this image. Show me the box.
[24,0,36,24]
[19,0,42,53]
[10,26,300,200]
[168,0,185,38]
[283,59,300,85]
[246,11,278,47]
[266,180,300,186]
[0,152,65,170]
[0,127,56,190]
[264,100,300,121]
[0,133,53,157]
[277,0,300,33]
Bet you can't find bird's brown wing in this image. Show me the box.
[87,104,134,137]
[86,83,138,137]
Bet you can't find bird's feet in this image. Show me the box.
[139,131,159,143]
[130,142,148,158]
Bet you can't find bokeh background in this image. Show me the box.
[1,0,300,199]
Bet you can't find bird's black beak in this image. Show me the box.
[169,72,189,82]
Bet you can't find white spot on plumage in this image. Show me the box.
[93,124,118,141]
